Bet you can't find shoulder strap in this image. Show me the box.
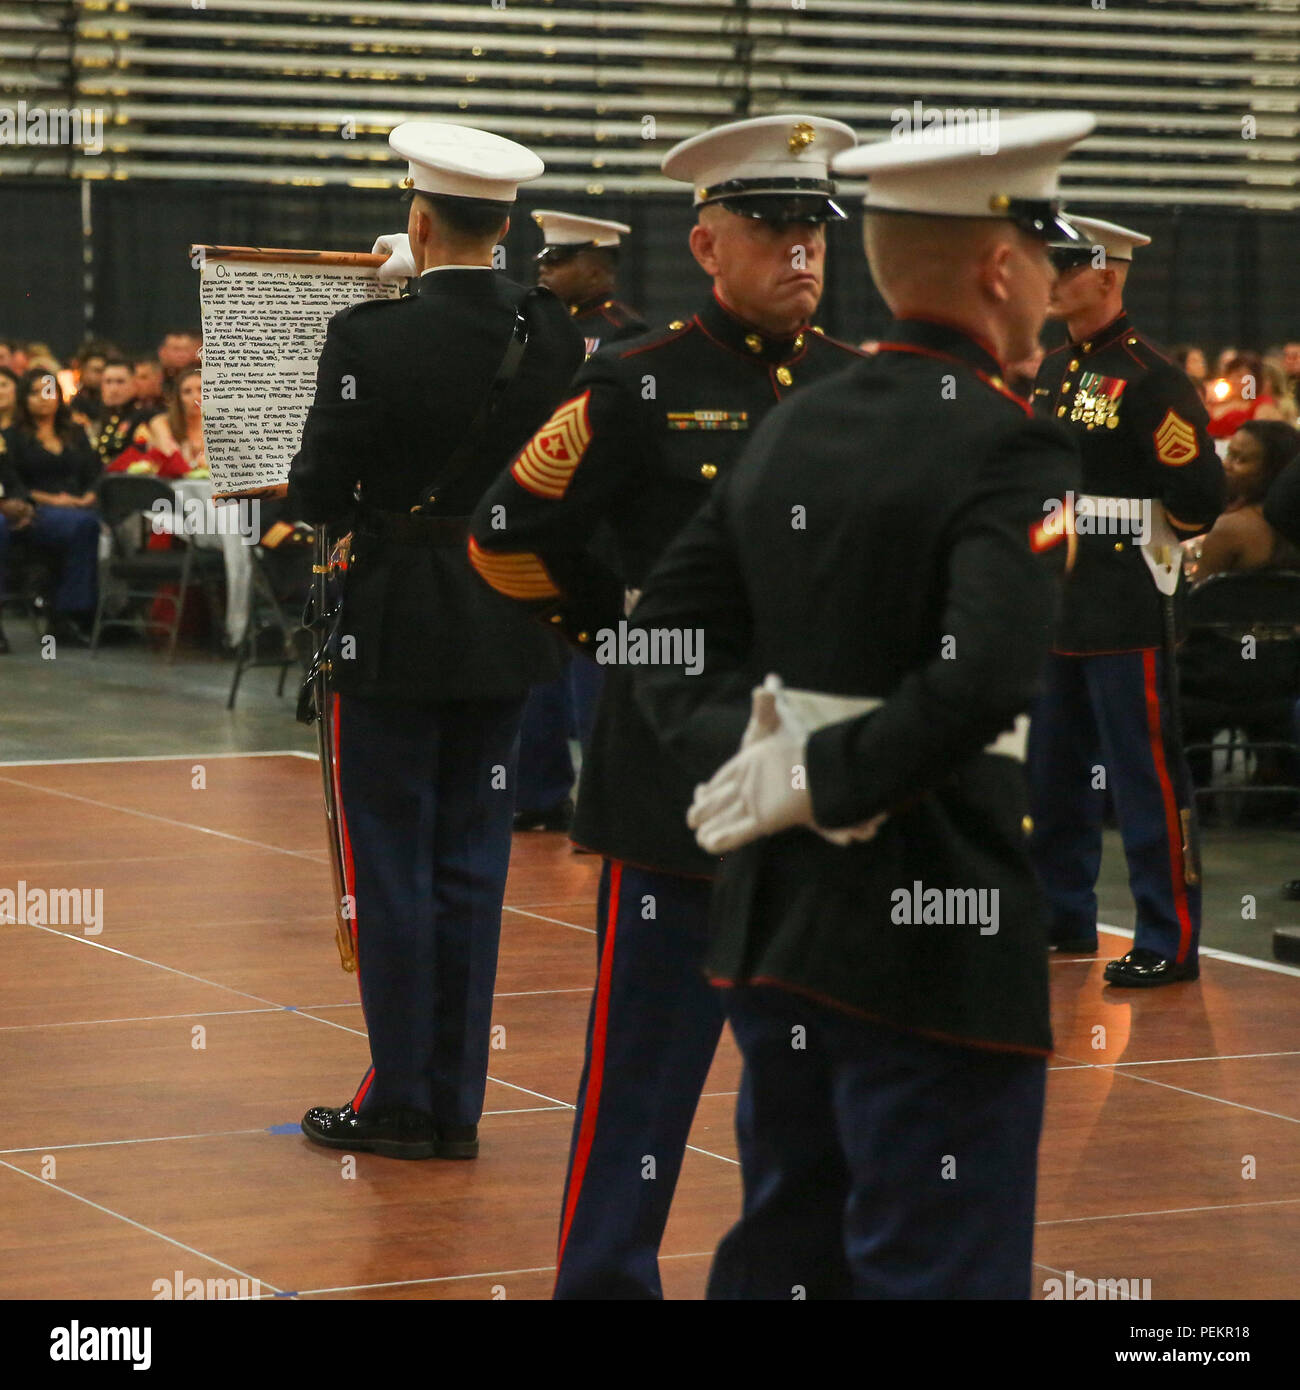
[416,286,541,511]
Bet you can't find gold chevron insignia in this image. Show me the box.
[511,391,592,499]
[1154,408,1197,467]
[467,537,560,601]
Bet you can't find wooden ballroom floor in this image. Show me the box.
[1,751,1298,1301]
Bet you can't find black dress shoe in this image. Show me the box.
[1050,935,1098,953]
[301,1103,439,1159]
[1103,948,1199,988]
[301,1103,479,1159]
[513,797,574,832]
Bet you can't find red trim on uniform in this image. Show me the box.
[894,313,1003,368]
[873,341,1032,418]
[554,859,624,1278]
[332,693,359,963]
[619,322,694,358]
[350,1065,375,1112]
[1142,649,1195,964]
[708,975,1052,1057]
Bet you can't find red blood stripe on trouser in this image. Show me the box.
[333,693,371,1113]
[1142,649,1194,963]
[554,860,623,1272]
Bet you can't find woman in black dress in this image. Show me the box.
[2,370,103,645]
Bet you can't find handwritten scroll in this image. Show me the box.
[195,249,399,498]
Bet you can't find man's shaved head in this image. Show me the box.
[864,212,1057,365]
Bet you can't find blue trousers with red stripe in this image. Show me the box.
[553,859,724,1300]
[335,692,526,1126]
[1026,648,1200,963]
[709,986,1046,1299]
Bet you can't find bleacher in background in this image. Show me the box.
[3,0,1300,352]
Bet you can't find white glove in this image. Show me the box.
[372,231,415,282]
[688,679,815,854]
[691,674,888,853]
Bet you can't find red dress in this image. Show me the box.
[1208,395,1275,439]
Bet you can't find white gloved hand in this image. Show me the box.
[693,674,888,852]
[372,231,416,282]
[689,679,814,854]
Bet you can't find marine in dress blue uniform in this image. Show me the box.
[512,211,646,829]
[469,114,865,1297]
[1028,215,1224,986]
[290,122,584,1159]
[629,111,1095,1298]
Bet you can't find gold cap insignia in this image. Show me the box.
[401,175,414,189]
[988,193,1010,212]
[788,122,816,154]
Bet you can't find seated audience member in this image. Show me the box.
[158,330,201,395]
[5,342,29,376]
[69,344,112,426]
[1284,342,1300,399]
[0,340,13,371]
[0,366,18,430]
[0,435,37,654]
[1207,351,1286,438]
[93,359,142,469]
[1262,357,1299,426]
[132,357,169,421]
[5,370,103,644]
[1189,421,1300,581]
[1172,343,1208,402]
[108,366,204,479]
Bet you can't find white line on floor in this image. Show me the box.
[0,775,326,863]
[0,750,310,767]
[1036,1195,1300,1227]
[503,905,595,935]
[0,1156,279,1292]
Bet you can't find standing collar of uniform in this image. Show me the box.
[878,316,1004,379]
[694,289,808,366]
[415,264,496,294]
[1068,309,1131,356]
[570,293,616,318]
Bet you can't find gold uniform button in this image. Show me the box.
[577,631,590,643]
[989,375,1005,389]
[1021,815,1034,835]
[745,333,763,354]
[668,320,685,330]
[700,462,718,480]
[1060,381,1072,393]
[1056,406,1066,417]
[569,304,579,316]
[1068,358,1079,371]
[549,614,563,624]
[812,325,825,335]
[1114,541,1125,552]
[776,366,793,386]
[603,300,613,308]
[1081,341,1092,352]
[794,332,805,350]
[1127,336,1138,345]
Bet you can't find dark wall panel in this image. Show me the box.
[0,185,83,353]
[4,179,1298,364]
